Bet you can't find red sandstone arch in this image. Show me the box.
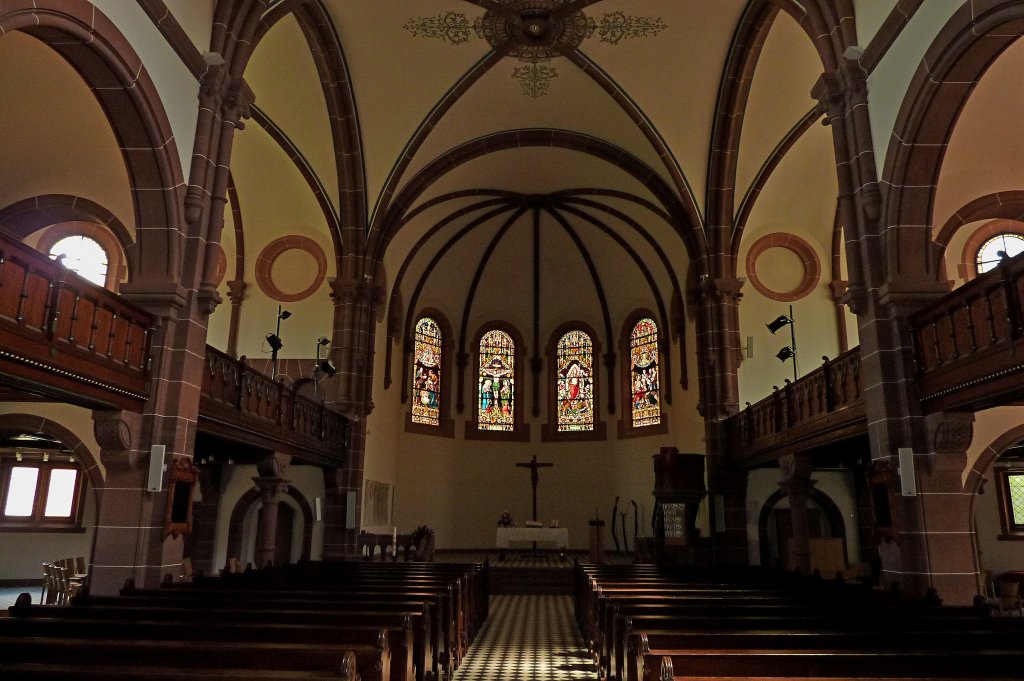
[0,1,186,285]
[0,413,103,511]
[881,2,1024,282]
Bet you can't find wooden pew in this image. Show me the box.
[648,648,1024,681]
[0,634,389,681]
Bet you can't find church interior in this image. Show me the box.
[2,0,1024,678]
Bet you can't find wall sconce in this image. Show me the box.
[766,304,797,382]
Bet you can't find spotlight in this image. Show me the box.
[265,333,283,352]
[776,347,795,362]
[278,309,292,320]
[766,315,791,334]
[317,359,337,378]
[317,336,330,346]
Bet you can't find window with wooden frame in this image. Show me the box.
[995,465,1024,540]
[0,452,87,531]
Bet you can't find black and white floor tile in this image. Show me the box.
[453,595,598,681]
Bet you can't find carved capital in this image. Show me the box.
[252,476,289,501]
[829,279,849,304]
[256,452,292,478]
[842,282,869,315]
[778,452,813,482]
[226,279,247,304]
[700,276,744,302]
[926,411,974,455]
[93,410,139,451]
[222,79,254,128]
[198,62,226,110]
[329,276,359,304]
[195,284,222,316]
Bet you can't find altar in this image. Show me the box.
[496,526,569,549]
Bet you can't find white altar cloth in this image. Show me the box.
[496,526,569,549]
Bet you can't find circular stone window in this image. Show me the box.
[254,235,327,302]
[745,233,820,302]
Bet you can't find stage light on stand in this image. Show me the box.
[267,305,291,380]
[765,305,798,382]
[317,359,337,378]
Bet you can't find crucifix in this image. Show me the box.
[515,454,553,521]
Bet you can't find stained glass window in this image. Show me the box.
[411,317,442,426]
[977,233,1024,274]
[478,330,515,431]
[630,318,661,427]
[556,329,594,431]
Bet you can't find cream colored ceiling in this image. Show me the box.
[0,32,133,232]
[734,10,823,208]
[933,35,1024,234]
[245,14,340,213]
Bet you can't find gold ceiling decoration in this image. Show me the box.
[511,60,558,98]
[403,3,666,97]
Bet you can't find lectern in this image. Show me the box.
[652,446,706,564]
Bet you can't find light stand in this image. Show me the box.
[266,305,291,380]
[766,304,798,382]
[312,337,335,402]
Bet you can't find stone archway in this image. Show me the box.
[757,486,848,572]
[225,484,314,570]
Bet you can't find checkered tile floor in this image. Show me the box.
[453,595,598,681]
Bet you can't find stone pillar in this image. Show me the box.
[90,410,184,594]
[252,453,290,569]
[887,412,977,604]
[184,463,222,577]
[715,468,750,565]
[225,280,247,358]
[779,453,816,575]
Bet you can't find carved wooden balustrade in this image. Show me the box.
[725,348,865,467]
[912,255,1024,413]
[200,346,348,465]
[0,232,152,409]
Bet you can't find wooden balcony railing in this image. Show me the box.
[200,347,348,465]
[725,348,865,467]
[911,255,1024,412]
[0,232,153,408]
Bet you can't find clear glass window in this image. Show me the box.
[43,468,78,517]
[1008,473,1024,527]
[976,234,1024,274]
[4,467,39,516]
[49,235,108,286]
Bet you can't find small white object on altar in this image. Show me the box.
[496,526,569,549]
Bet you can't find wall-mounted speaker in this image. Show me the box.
[147,445,166,492]
[898,447,917,497]
[713,494,726,533]
[315,497,323,523]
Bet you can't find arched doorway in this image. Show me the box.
[225,486,314,571]
[758,487,848,575]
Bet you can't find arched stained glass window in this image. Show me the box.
[630,318,661,427]
[556,329,594,432]
[976,233,1024,274]
[49,235,108,287]
[411,317,442,426]
[477,330,515,431]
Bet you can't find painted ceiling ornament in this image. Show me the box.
[403,1,666,97]
[512,60,558,98]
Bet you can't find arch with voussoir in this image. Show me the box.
[0,1,186,286]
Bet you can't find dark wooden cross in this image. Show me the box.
[515,454,554,521]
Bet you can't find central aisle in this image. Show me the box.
[453,595,599,681]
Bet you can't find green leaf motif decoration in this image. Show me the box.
[512,61,559,99]
[403,12,478,45]
[597,12,667,45]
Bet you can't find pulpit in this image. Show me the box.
[652,446,707,564]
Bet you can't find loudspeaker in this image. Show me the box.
[745,336,754,359]
[344,490,356,529]
[147,445,166,492]
[898,447,917,497]
[315,497,323,523]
